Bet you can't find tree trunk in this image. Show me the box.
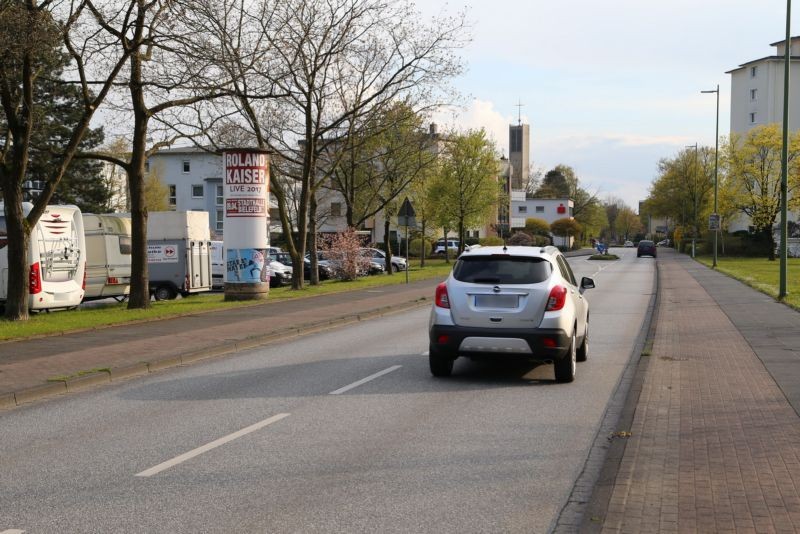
[3,184,30,320]
[127,54,151,309]
[308,194,319,285]
[419,219,426,268]
[383,218,393,275]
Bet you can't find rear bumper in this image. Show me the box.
[429,324,571,361]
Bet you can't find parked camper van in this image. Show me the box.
[0,202,86,311]
[147,211,212,300]
[83,213,132,301]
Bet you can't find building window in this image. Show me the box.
[510,128,522,152]
[192,184,203,198]
[216,209,223,232]
[331,202,342,217]
[473,230,480,238]
[535,206,544,213]
[750,88,757,101]
[182,160,190,173]
[144,159,150,173]
[168,184,176,207]
[750,66,757,78]
[518,206,527,213]
[750,112,757,124]
[215,185,223,207]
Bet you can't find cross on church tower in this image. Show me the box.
[515,99,524,126]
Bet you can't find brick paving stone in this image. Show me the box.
[599,253,800,532]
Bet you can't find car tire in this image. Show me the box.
[392,264,400,273]
[429,345,454,377]
[154,285,176,301]
[554,330,577,383]
[577,322,589,362]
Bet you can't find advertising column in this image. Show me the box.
[222,148,270,301]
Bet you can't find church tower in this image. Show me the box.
[509,123,529,191]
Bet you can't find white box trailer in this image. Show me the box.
[147,211,212,300]
[0,202,86,311]
[210,240,224,289]
[83,213,132,301]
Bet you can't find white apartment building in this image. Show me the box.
[147,147,283,238]
[728,37,800,137]
[727,37,800,233]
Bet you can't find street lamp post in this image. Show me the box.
[686,143,698,258]
[779,0,791,299]
[701,85,720,268]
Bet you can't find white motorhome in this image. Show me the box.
[0,202,86,311]
[83,213,132,301]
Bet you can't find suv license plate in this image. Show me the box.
[475,294,518,308]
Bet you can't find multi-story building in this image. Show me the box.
[727,36,800,138]
[727,37,800,233]
[147,147,282,238]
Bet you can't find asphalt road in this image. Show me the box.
[0,249,654,533]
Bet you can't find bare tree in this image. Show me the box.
[78,0,246,309]
[201,0,467,288]
[0,0,132,320]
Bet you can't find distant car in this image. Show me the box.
[624,241,634,247]
[361,247,407,273]
[434,239,459,255]
[428,245,594,382]
[637,240,657,258]
[656,239,670,247]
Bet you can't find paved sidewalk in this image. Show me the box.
[590,249,800,533]
[0,278,441,410]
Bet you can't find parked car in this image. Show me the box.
[428,245,594,382]
[361,247,407,272]
[656,239,670,247]
[624,240,634,247]
[434,239,460,255]
[637,240,657,258]
[314,251,376,277]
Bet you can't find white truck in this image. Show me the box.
[0,202,86,311]
[82,213,132,301]
[147,211,212,300]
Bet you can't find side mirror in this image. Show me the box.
[580,277,595,291]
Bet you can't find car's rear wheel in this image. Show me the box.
[554,330,576,383]
[429,345,454,377]
[392,264,400,273]
[577,322,589,362]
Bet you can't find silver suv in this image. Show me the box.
[428,245,594,382]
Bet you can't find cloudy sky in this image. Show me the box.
[418,0,798,210]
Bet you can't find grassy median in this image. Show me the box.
[0,259,455,341]
[695,255,800,310]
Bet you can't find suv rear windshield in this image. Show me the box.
[453,255,552,284]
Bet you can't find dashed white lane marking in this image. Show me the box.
[135,413,290,477]
[2,530,25,533]
[329,365,402,395]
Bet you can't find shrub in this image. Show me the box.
[507,231,534,246]
[525,217,551,237]
[320,228,371,280]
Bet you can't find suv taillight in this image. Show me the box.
[545,285,567,311]
[30,262,42,294]
[435,282,450,308]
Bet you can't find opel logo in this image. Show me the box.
[493,286,501,293]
